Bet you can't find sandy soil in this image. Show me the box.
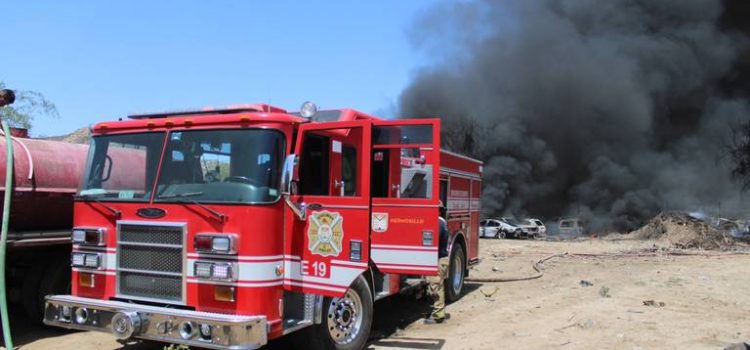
[11,237,750,350]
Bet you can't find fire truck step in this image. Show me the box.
[398,278,427,296]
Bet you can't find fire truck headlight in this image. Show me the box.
[194,261,237,281]
[194,262,213,278]
[194,234,237,254]
[212,237,231,252]
[72,230,86,243]
[72,227,106,246]
[212,263,234,280]
[71,253,86,267]
[84,254,101,268]
[72,253,101,269]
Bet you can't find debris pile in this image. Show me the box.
[630,212,740,250]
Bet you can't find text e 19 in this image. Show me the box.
[300,260,329,278]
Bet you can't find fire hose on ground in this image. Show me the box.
[464,250,750,284]
[465,252,569,283]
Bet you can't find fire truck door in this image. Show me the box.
[370,119,441,275]
[283,120,372,297]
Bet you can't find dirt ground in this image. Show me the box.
[11,236,750,350]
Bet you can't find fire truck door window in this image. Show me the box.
[372,124,435,199]
[399,148,432,199]
[371,150,390,197]
[440,179,448,209]
[342,144,357,196]
[373,125,432,145]
[298,133,330,195]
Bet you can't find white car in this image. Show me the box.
[517,218,546,239]
[480,219,522,239]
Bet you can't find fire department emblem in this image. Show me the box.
[372,212,388,233]
[308,211,344,257]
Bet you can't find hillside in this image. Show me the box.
[40,127,90,144]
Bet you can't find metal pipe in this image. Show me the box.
[0,120,14,348]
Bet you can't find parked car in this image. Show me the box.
[517,218,546,239]
[499,217,524,239]
[480,219,503,239]
[480,218,523,239]
[715,218,750,238]
[558,218,584,237]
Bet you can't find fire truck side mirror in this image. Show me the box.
[281,154,306,221]
[281,154,297,195]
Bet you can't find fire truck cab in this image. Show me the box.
[43,104,482,350]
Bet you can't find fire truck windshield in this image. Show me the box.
[78,129,285,204]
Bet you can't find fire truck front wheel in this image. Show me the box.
[299,275,373,350]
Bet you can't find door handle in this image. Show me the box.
[308,203,323,211]
[334,179,345,196]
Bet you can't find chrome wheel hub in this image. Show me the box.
[451,249,464,294]
[327,289,363,345]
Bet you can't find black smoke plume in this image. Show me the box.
[399,0,750,231]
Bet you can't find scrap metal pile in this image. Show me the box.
[630,212,748,250]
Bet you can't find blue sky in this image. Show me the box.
[1,1,438,136]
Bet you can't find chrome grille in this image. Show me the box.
[117,222,185,303]
[119,224,182,245]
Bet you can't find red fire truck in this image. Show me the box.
[43,104,482,350]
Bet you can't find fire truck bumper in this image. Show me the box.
[43,295,268,350]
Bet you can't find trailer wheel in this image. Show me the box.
[299,275,373,350]
[38,255,71,321]
[22,261,46,322]
[445,243,466,302]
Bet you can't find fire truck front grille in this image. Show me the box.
[117,223,185,303]
[120,245,182,272]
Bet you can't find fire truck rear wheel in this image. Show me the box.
[300,275,373,350]
[445,243,466,302]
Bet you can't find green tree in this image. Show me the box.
[0,81,58,129]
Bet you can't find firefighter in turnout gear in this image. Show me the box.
[425,200,450,324]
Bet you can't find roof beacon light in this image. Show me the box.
[300,101,318,119]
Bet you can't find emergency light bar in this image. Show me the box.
[127,104,287,120]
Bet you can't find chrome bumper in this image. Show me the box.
[43,295,267,350]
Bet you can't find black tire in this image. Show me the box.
[22,261,47,322]
[445,243,466,302]
[496,230,506,239]
[299,275,373,350]
[39,255,71,321]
